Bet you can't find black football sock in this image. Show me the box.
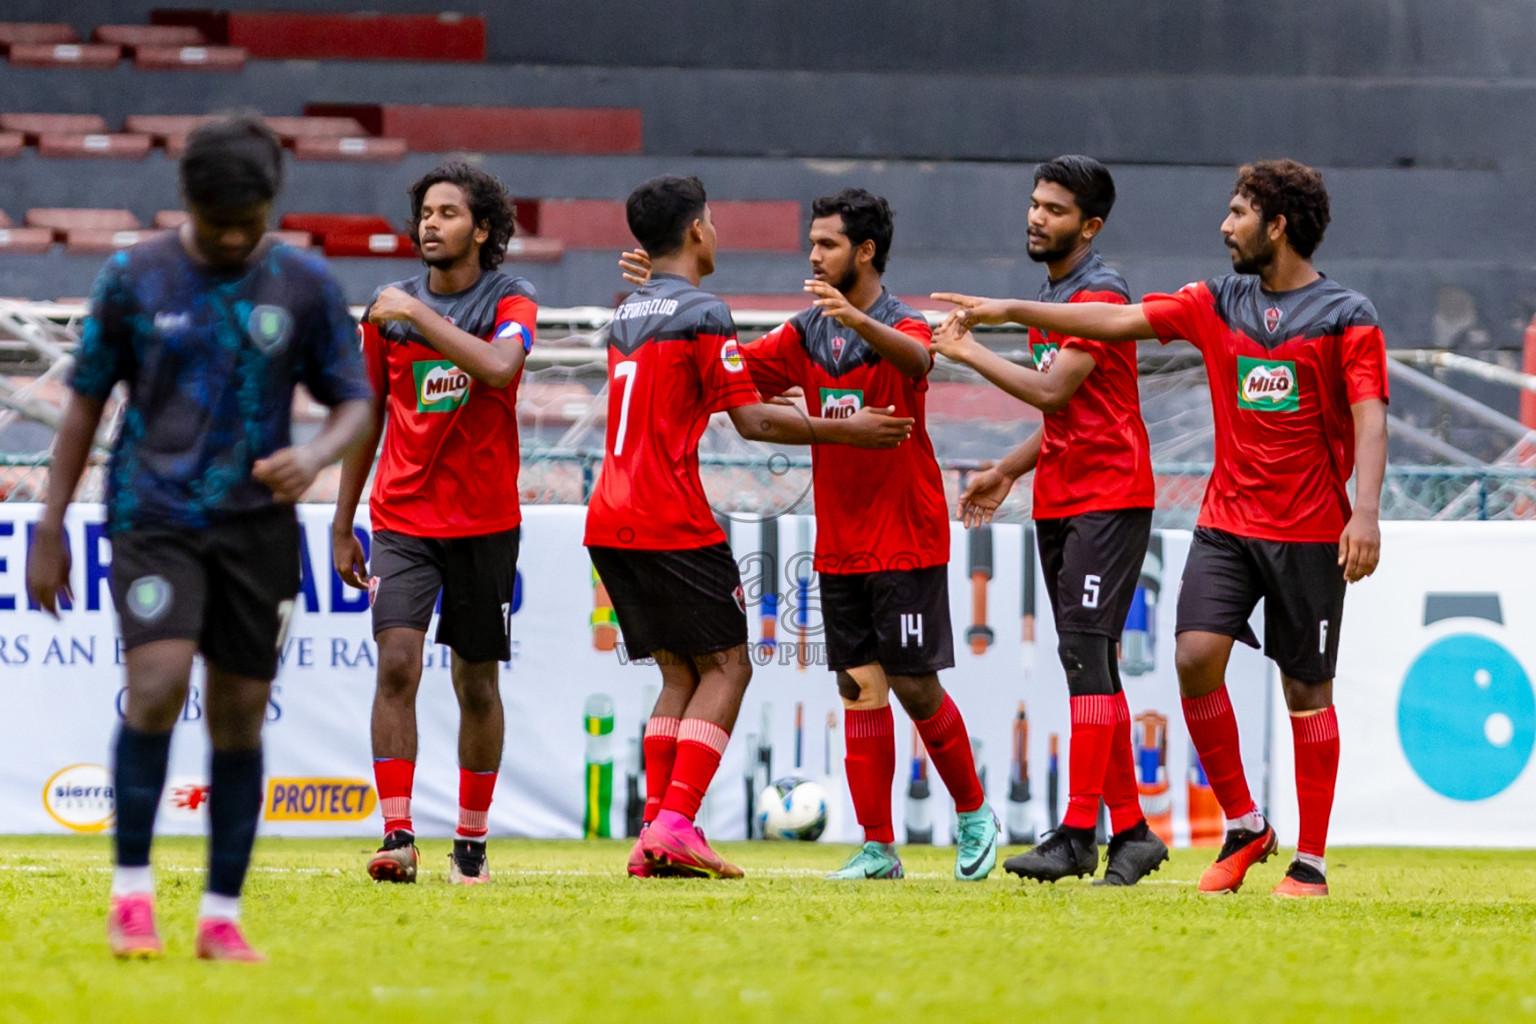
[208,747,264,898]
[113,725,172,868]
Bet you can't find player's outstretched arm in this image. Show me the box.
[932,292,1156,342]
[253,398,373,504]
[804,280,931,379]
[959,431,1042,528]
[369,286,527,388]
[727,402,913,448]
[330,397,387,590]
[26,393,107,617]
[933,317,1095,413]
[1340,397,1387,583]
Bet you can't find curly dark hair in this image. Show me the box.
[1232,159,1331,259]
[811,188,894,273]
[407,160,517,270]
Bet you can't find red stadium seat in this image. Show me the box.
[0,133,23,159]
[500,238,565,263]
[321,233,417,258]
[222,11,485,61]
[266,230,314,250]
[64,228,166,254]
[8,42,121,68]
[305,103,642,155]
[152,212,313,249]
[123,114,216,143]
[534,199,800,251]
[280,213,396,241]
[0,228,53,254]
[151,210,188,229]
[93,24,205,49]
[0,114,111,141]
[25,208,140,241]
[133,45,245,71]
[35,133,153,160]
[0,211,9,228]
[715,295,815,313]
[0,23,77,53]
[262,116,369,142]
[291,136,407,163]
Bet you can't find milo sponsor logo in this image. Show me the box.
[1237,357,1299,412]
[413,360,471,413]
[1031,342,1060,372]
[819,387,864,420]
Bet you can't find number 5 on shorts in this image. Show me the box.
[1082,574,1101,609]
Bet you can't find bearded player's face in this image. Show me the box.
[417,182,484,270]
[1026,181,1090,264]
[808,215,861,293]
[1222,193,1279,275]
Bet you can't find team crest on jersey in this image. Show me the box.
[819,388,864,420]
[413,359,471,413]
[1031,342,1060,372]
[246,304,292,355]
[1264,306,1283,333]
[720,339,745,373]
[1237,356,1300,412]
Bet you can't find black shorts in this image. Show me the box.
[1035,509,1154,639]
[819,564,955,676]
[1176,526,1347,683]
[109,506,300,681]
[588,543,747,662]
[370,527,520,664]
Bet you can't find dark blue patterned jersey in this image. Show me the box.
[70,233,372,533]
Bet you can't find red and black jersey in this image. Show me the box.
[584,273,760,550]
[1142,273,1389,544]
[744,290,949,573]
[362,270,536,538]
[1029,252,1154,519]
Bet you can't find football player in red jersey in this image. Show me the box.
[333,161,537,885]
[622,189,1000,883]
[589,175,914,879]
[936,159,1388,898]
[932,156,1167,886]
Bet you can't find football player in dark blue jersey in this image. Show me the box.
[27,117,374,961]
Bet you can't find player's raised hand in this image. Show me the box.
[805,280,865,327]
[841,405,914,448]
[253,445,323,503]
[618,249,652,286]
[25,525,73,619]
[1338,510,1381,583]
[931,315,981,363]
[331,520,369,590]
[959,463,1016,528]
[368,286,422,325]
[931,292,1013,330]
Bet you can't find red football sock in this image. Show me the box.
[373,758,414,835]
[1181,686,1256,821]
[457,768,497,840]
[1063,694,1116,830]
[642,716,680,825]
[844,706,896,844]
[1102,692,1144,835]
[659,719,730,821]
[914,692,984,814]
[1292,707,1340,859]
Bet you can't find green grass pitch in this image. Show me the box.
[2,836,1535,1023]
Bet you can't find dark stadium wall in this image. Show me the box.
[12,0,1536,76]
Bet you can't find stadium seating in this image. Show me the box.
[0,207,52,254]
[0,22,77,51]
[34,134,152,160]
[92,24,204,49]
[8,42,121,68]
[153,210,314,249]
[279,213,396,240]
[0,133,22,159]
[24,208,139,240]
[132,45,246,72]
[150,10,486,62]
[291,137,405,163]
[63,228,165,254]
[0,114,110,140]
[305,104,642,155]
[530,200,800,251]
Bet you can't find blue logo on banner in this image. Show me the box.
[1398,634,1536,801]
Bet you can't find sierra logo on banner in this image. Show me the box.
[43,764,115,833]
